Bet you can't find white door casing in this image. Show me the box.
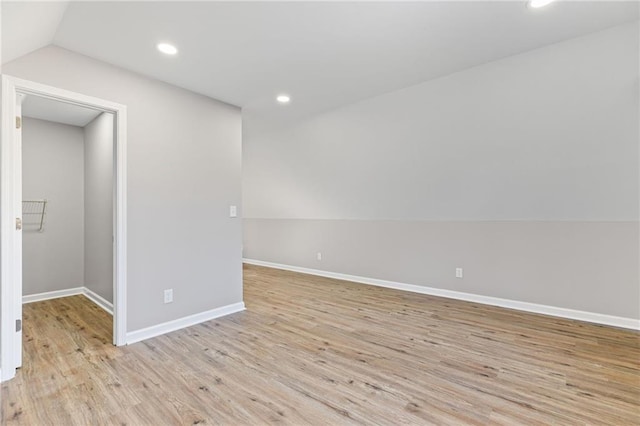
[0,75,128,382]
[14,93,24,369]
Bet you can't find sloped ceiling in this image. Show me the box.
[2,1,69,64]
[2,1,638,133]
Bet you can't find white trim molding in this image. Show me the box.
[22,287,114,315]
[113,103,128,346]
[125,302,246,345]
[83,288,114,315]
[243,259,640,331]
[1,75,20,382]
[23,287,84,304]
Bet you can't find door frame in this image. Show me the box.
[1,75,128,382]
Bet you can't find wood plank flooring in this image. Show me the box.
[2,264,639,425]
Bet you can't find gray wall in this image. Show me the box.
[84,112,113,303]
[22,117,85,295]
[245,219,639,319]
[5,46,243,331]
[243,22,640,319]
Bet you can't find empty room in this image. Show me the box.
[1,1,638,425]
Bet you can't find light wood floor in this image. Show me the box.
[2,264,639,425]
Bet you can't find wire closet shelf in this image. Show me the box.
[22,200,47,232]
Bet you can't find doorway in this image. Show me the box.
[21,96,114,363]
[1,75,128,382]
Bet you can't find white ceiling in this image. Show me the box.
[22,94,103,127]
[3,1,639,133]
[1,1,69,64]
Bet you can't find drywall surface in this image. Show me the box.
[244,22,638,221]
[84,112,113,303]
[243,22,640,319]
[244,219,639,319]
[22,117,85,295]
[5,46,243,331]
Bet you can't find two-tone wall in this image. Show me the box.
[243,22,640,324]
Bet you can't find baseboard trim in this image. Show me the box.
[23,287,113,315]
[243,259,640,331]
[83,287,114,315]
[125,302,246,345]
[23,287,84,304]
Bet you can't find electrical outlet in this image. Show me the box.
[317,252,322,261]
[164,289,173,304]
[455,268,463,278]
[229,205,237,218]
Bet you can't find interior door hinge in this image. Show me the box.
[16,116,21,129]
[16,319,22,332]
[16,217,22,230]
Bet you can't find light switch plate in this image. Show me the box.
[229,205,237,217]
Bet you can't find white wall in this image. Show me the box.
[84,112,113,303]
[243,22,640,320]
[5,46,243,332]
[22,117,84,295]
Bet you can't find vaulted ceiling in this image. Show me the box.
[3,1,638,133]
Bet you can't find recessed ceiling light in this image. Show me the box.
[528,0,555,9]
[276,95,291,104]
[157,43,178,55]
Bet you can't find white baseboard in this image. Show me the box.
[23,287,84,304]
[125,302,246,345]
[83,287,113,315]
[22,289,245,345]
[243,258,640,331]
[23,286,113,315]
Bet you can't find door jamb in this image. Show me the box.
[1,75,128,382]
